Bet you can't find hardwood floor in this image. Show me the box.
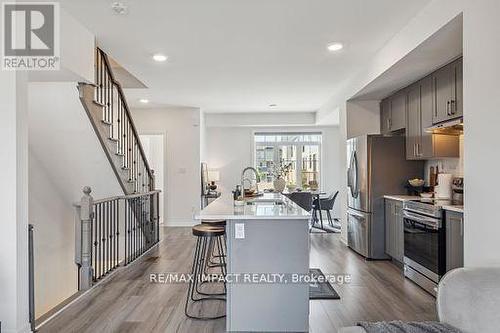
[39,227,436,333]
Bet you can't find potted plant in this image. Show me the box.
[272,161,292,192]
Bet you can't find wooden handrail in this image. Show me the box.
[74,190,161,207]
[96,47,154,183]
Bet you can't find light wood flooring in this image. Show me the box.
[39,227,436,333]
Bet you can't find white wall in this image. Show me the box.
[205,112,316,127]
[28,82,123,317]
[28,8,95,83]
[205,124,342,217]
[132,107,201,226]
[346,100,381,139]
[462,0,500,267]
[0,72,30,333]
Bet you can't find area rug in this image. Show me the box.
[309,268,341,300]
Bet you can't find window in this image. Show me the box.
[254,132,322,190]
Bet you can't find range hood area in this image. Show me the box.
[426,118,464,135]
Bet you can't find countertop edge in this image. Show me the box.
[442,205,464,213]
[194,215,311,220]
[383,195,420,202]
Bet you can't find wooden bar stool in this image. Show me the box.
[185,224,226,320]
[202,220,227,269]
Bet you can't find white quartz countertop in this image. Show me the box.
[442,205,464,213]
[195,193,311,220]
[384,195,420,202]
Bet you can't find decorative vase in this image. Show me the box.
[273,178,286,192]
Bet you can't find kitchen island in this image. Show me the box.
[195,192,311,332]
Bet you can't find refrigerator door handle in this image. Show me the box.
[352,151,359,198]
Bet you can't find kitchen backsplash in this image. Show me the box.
[424,134,464,185]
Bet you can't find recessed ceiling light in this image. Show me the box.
[269,104,277,108]
[327,42,344,52]
[152,54,168,62]
[139,99,149,104]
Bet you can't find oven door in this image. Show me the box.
[403,210,444,280]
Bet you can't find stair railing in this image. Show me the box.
[75,186,160,290]
[94,48,153,194]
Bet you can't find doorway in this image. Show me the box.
[140,134,165,224]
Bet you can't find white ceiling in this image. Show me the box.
[57,0,432,113]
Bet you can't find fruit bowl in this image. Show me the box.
[408,178,425,187]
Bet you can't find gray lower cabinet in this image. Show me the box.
[385,199,404,262]
[446,210,464,271]
[432,58,463,124]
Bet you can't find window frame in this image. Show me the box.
[253,132,323,189]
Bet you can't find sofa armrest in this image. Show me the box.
[437,267,500,333]
[337,327,366,333]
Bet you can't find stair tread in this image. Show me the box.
[93,100,106,107]
[101,120,112,126]
[108,137,119,142]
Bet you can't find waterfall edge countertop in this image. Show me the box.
[195,192,311,220]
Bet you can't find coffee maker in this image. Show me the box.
[452,177,464,205]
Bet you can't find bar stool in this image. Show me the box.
[201,220,227,269]
[185,224,226,320]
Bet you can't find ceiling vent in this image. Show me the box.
[111,2,128,15]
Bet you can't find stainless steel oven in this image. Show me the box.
[403,200,446,296]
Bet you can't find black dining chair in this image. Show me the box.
[312,191,339,230]
[284,192,313,212]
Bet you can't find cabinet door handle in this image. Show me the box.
[416,143,420,157]
[433,77,438,117]
[387,118,390,131]
[460,218,464,237]
[413,144,416,157]
[447,101,451,116]
[450,100,456,115]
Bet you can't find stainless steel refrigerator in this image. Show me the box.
[347,135,423,259]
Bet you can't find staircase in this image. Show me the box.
[78,48,154,195]
[74,48,160,291]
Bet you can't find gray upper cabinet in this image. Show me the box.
[406,83,421,160]
[390,91,406,131]
[380,93,406,135]
[380,99,392,135]
[446,210,464,271]
[406,76,441,160]
[405,69,460,160]
[432,58,463,124]
[385,199,404,262]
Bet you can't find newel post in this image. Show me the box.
[79,186,94,290]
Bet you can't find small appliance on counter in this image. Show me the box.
[452,177,464,205]
[435,173,453,199]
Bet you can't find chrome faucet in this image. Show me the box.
[241,167,260,197]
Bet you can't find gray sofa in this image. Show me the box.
[339,267,500,333]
